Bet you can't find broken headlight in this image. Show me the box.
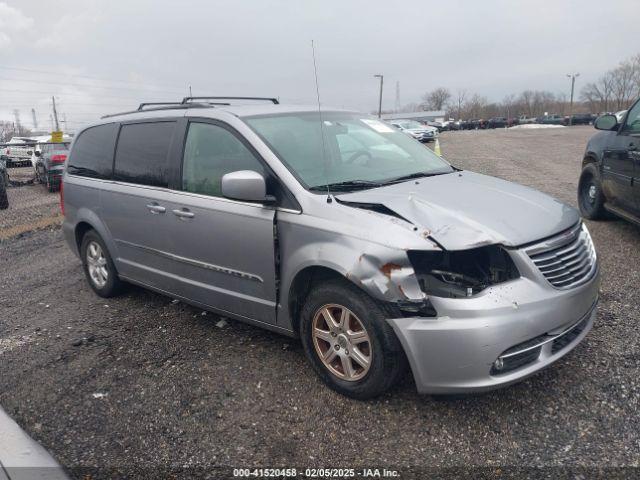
[408,246,519,298]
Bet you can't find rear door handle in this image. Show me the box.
[172,208,195,219]
[146,203,166,214]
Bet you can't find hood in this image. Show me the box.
[335,171,579,250]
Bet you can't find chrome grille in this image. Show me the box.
[525,223,597,289]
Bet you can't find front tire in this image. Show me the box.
[80,230,124,297]
[578,163,606,220]
[300,278,407,399]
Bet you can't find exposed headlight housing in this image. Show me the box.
[408,245,520,298]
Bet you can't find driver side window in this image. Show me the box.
[623,101,640,134]
[182,122,265,197]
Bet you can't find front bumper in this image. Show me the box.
[387,261,600,394]
[416,133,437,142]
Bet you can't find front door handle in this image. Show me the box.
[172,208,195,219]
[146,203,166,214]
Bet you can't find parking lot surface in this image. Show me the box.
[1,126,639,478]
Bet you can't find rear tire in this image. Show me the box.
[0,173,8,210]
[80,230,124,298]
[300,278,407,399]
[40,166,57,192]
[578,163,606,220]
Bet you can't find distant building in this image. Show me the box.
[381,110,446,123]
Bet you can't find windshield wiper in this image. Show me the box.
[383,170,453,184]
[309,180,384,192]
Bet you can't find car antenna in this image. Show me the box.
[311,39,332,204]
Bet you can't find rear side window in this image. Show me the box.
[114,122,176,187]
[67,124,118,179]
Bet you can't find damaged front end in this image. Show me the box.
[332,198,520,314]
[407,245,520,299]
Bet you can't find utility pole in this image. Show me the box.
[51,96,60,131]
[567,73,579,125]
[374,74,384,118]
[31,108,38,130]
[395,81,401,113]
[189,85,193,97]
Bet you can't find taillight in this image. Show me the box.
[51,154,67,164]
[60,180,65,215]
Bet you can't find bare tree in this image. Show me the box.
[502,94,516,119]
[0,120,31,143]
[464,94,488,119]
[453,89,467,119]
[519,90,535,117]
[611,61,637,109]
[421,87,451,111]
[580,53,640,113]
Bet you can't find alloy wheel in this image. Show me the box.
[311,304,372,381]
[587,184,597,204]
[86,241,108,288]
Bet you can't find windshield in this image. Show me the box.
[398,120,423,129]
[245,112,453,191]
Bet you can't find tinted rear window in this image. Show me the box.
[114,122,176,187]
[67,124,118,179]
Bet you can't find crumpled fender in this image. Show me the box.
[278,217,427,306]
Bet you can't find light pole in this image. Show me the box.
[374,74,384,118]
[567,73,579,125]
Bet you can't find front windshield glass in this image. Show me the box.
[244,112,453,191]
[399,120,423,129]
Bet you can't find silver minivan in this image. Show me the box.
[62,97,599,399]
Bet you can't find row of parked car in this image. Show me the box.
[428,113,603,131]
[0,139,71,209]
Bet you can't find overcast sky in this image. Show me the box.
[0,0,638,131]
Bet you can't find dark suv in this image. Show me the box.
[578,97,640,224]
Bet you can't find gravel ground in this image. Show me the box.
[0,126,639,479]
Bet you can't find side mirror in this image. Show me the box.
[594,114,618,131]
[221,170,275,204]
[35,151,41,157]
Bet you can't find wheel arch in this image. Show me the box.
[582,152,600,169]
[287,265,350,336]
[74,221,94,252]
[71,208,118,262]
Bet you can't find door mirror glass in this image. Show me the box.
[35,151,41,157]
[221,170,274,203]
[594,114,618,131]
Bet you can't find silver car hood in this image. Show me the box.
[335,171,579,250]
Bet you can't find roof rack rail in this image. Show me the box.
[100,96,278,120]
[138,102,183,111]
[181,96,279,105]
[100,102,216,119]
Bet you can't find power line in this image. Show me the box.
[0,65,188,92]
[0,75,185,94]
[0,87,167,100]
